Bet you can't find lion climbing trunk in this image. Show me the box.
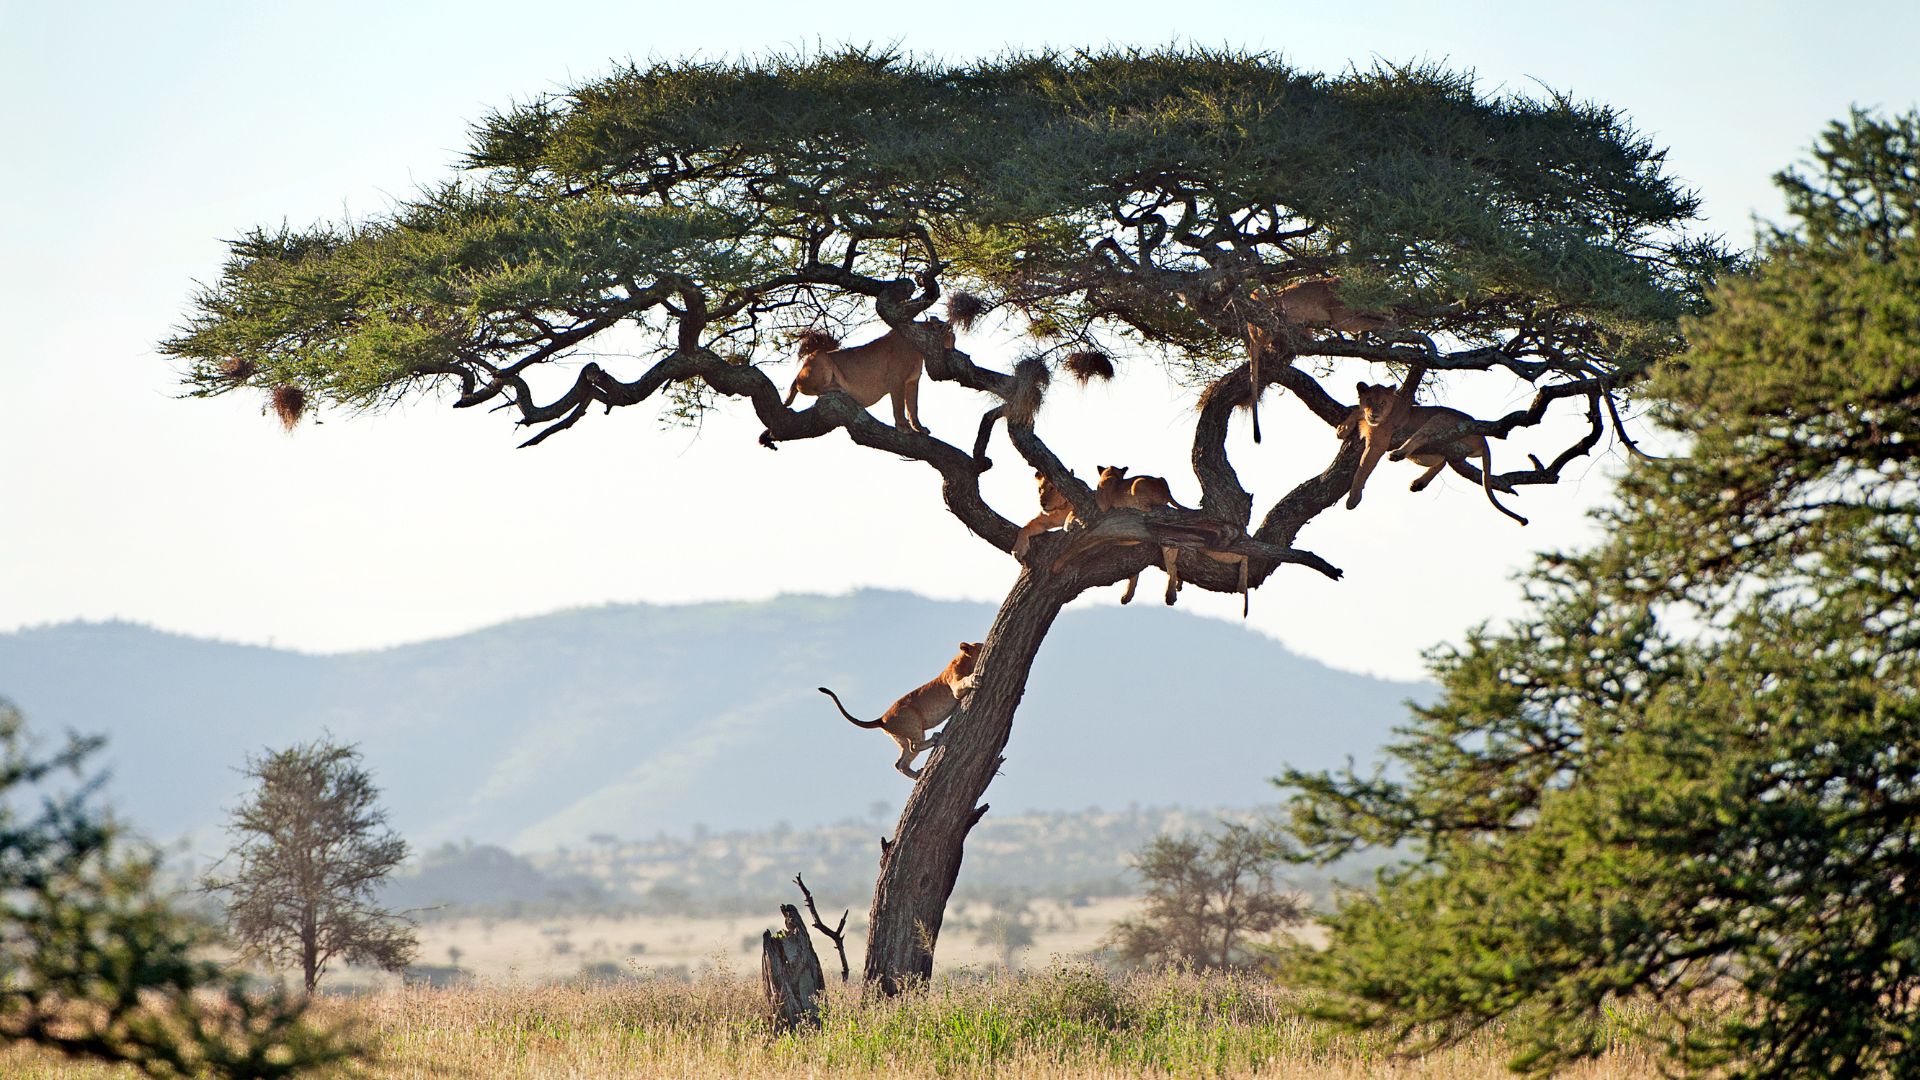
[864,571,1070,993]
[818,687,886,728]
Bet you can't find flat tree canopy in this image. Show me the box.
[164,48,1722,988]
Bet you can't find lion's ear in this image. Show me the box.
[1356,380,1368,394]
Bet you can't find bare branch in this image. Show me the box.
[793,874,850,983]
[1604,390,1665,460]
[1300,338,1556,380]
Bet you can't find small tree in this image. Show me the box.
[0,699,349,1078]
[1106,822,1301,970]
[975,901,1037,969]
[204,737,417,993]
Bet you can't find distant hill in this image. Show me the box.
[0,591,1427,850]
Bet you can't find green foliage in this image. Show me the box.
[0,700,350,1078]
[163,48,1715,430]
[1106,822,1302,971]
[1275,111,1920,1077]
[204,737,417,993]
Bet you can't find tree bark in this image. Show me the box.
[302,908,319,995]
[761,904,826,1031]
[863,569,1070,992]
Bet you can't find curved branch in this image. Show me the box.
[1300,339,1556,380]
[971,405,1004,468]
[465,341,1018,550]
[1191,363,1256,524]
[1604,390,1664,460]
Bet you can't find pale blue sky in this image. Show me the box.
[3,1,1915,679]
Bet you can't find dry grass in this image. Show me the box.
[404,897,1147,984]
[0,966,1663,1079]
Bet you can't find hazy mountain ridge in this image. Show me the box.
[0,591,1428,850]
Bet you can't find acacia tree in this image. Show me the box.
[1106,823,1301,971]
[1274,111,1920,1077]
[203,738,416,994]
[163,49,1718,990]
[0,700,348,1077]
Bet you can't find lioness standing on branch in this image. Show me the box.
[819,642,981,779]
[777,317,955,435]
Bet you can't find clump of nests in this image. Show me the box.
[270,385,307,431]
[218,356,258,383]
[1006,356,1051,425]
[1061,350,1115,384]
[945,291,988,331]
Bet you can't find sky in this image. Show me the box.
[3,1,1916,681]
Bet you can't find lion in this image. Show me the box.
[1015,466,1248,614]
[1094,465,1188,607]
[1096,466,1251,611]
[817,642,981,779]
[1336,381,1527,525]
[1244,277,1396,444]
[1268,277,1397,335]
[1012,471,1074,559]
[779,318,954,435]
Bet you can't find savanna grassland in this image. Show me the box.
[2,967,1662,1079]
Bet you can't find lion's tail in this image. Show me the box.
[818,687,885,728]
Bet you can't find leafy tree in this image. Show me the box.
[1106,823,1301,970]
[1275,110,1920,1077]
[163,48,1721,989]
[203,737,417,993]
[0,699,349,1078]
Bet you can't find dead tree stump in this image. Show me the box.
[761,903,826,1031]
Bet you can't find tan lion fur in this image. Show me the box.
[818,642,982,779]
[1336,381,1527,525]
[1014,466,1249,615]
[1243,277,1396,444]
[783,318,954,434]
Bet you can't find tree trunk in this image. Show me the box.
[302,908,319,995]
[762,903,827,1031]
[863,570,1069,992]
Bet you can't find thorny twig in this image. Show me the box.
[793,874,850,983]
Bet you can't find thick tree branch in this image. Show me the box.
[1301,339,1555,380]
[1191,362,1256,524]
[472,343,1019,549]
